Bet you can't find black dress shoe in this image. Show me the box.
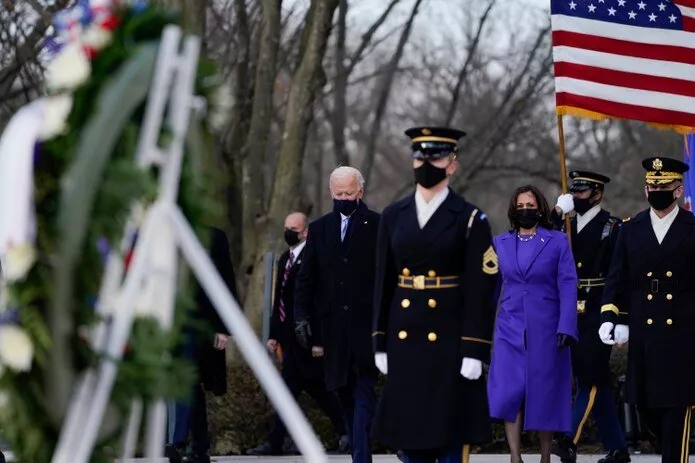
[165,443,187,463]
[337,434,350,454]
[0,450,5,463]
[551,435,577,463]
[396,450,406,462]
[598,449,631,463]
[246,441,283,456]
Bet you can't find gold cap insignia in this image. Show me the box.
[421,128,432,135]
[653,158,663,171]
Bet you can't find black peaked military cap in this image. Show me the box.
[569,170,611,192]
[405,126,466,160]
[642,156,689,185]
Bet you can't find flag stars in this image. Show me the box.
[669,14,677,22]
[637,1,646,10]
[588,3,596,12]
[607,6,616,15]
[648,12,657,21]
[628,10,637,19]
[617,0,626,6]
[568,0,576,9]
[658,2,667,11]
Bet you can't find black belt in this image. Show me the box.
[398,275,459,290]
[635,278,679,293]
[578,278,606,288]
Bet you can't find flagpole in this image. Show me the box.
[556,114,572,246]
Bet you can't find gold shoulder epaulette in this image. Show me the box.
[623,217,631,223]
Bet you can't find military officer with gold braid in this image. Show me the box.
[371,127,498,463]
[599,156,695,463]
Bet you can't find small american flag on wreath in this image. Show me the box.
[550,0,695,133]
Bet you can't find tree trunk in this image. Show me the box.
[243,0,339,333]
[238,0,282,298]
[361,0,424,190]
[330,0,349,167]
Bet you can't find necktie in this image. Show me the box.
[341,216,349,242]
[278,252,294,322]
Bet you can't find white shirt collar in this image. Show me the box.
[289,240,306,261]
[649,206,680,244]
[576,204,602,233]
[414,187,449,229]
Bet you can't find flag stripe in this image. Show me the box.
[556,93,695,127]
[551,14,695,47]
[556,77,695,114]
[553,46,695,81]
[552,30,695,66]
[677,2,695,15]
[554,62,695,98]
[676,0,695,8]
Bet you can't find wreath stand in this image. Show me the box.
[49,25,326,463]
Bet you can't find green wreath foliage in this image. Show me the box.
[0,5,224,462]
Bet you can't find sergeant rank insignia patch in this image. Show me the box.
[483,245,499,275]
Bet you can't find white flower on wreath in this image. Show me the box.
[44,42,91,92]
[2,243,37,283]
[208,82,234,133]
[82,26,113,51]
[0,324,34,372]
[38,94,74,141]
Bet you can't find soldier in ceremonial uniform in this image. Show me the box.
[372,127,498,463]
[599,157,695,463]
[549,171,630,463]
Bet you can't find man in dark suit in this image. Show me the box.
[246,212,347,456]
[600,157,695,463]
[294,166,381,463]
[166,226,237,463]
[549,171,629,463]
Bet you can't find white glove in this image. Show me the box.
[460,357,482,380]
[375,352,388,375]
[556,193,574,214]
[614,324,629,345]
[598,322,615,345]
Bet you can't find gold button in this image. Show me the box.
[398,330,408,340]
[666,271,673,277]
[577,262,583,268]
[647,318,653,325]
[402,268,411,276]
[428,332,437,342]
[667,319,673,325]
[667,294,673,300]
[647,294,653,300]
[428,298,437,308]
[428,270,436,277]
[647,272,653,277]
[401,299,411,308]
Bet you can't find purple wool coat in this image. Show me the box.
[487,226,578,432]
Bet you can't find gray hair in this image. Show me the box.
[329,166,365,190]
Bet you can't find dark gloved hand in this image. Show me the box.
[557,333,575,348]
[295,319,312,349]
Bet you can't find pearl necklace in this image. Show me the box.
[517,231,536,242]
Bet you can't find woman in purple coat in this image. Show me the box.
[488,185,578,463]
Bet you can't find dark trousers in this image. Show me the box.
[567,383,627,450]
[402,445,471,463]
[336,369,377,463]
[267,353,345,450]
[171,331,210,454]
[642,406,692,463]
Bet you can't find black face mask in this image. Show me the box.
[573,196,595,215]
[333,198,359,216]
[284,229,301,247]
[414,161,448,189]
[513,208,540,229]
[648,189,677,211]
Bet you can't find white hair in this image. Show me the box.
[329,166,365,190]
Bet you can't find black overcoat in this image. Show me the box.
[269,248,324,380]
[371,190,498,450]
[602,208,695,407]
[294,201,381,391]
[552,208,621,386]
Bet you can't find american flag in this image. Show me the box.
[551,0,695,133]
[684,134,695,211]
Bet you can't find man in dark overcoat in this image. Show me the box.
[167,226,237,463]
[246,212,346,456]
[549,171,630,463]
[600,157,695,463]
[294,166,381,463]
[372,127,498,463]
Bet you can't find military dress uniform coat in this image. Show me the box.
[269,248,324,380]
[551,209,620,387]
[294,201,381,391]
[602,208,695,408]
[372,190,498,450]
